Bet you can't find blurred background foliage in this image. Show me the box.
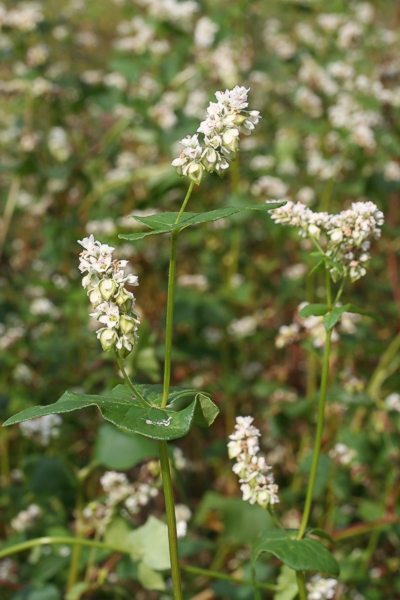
[1,0,400,598]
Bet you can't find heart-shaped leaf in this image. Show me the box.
[252,529,339,576]
[299,304,329,318]
[3,385,219,441]
[119,203,285,241]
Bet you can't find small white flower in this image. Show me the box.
[306,575,337,600]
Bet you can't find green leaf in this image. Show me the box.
[3,385,219,442]
[195,492,273,544]
[252,530,340,576]
[192,392,220,427]
[127,516,170,570]
[104,517,132,551]
[65,583,90,600]
[95,423,157,469]
[299,304,328,318]
[28,586,61,600]
[138,562,166,591]
[274,565,298,600]
[119,203,285,240]
[323,303,383,332]
[308,259,325,277]
[307,528,335,545]
[323,307,347,331]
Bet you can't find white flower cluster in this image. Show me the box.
[0,558,17,583]
[100,470,159,515]
[78,235,140,356]
[384,392,400,412]
[48,127,72,162]
[306,575,338,600]
[0,2,44,32]
[19,414,62,446]
[11,504,41,532]
[172,86,261,183]
[82,465,160,536]
[175,503,192,538]
[228,416,279,509]
[137,0,198,27]
[329,443,357,466]
[269,200,384,281]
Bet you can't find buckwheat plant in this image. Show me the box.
[3,86,286,599]
[224,199,384,599]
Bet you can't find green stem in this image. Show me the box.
[114,350,148,407]
[161,181,195,409]
[268,508,289,537]
[0,176,20,259]
[367,330,400,400]
[157,182,195,598]
[175,180,195,224]
[296,571,307,600]
[297,272,332,540]
[67,485,84,590]
[0,428,10,488]
[161,230,179,409]
[159,441,183,600]
[309,235,326,257]
[333,277,346,306]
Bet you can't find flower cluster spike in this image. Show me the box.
[228,416,279,509]
[269,200,384,281]
[172,85,261,184]
[78,235,140,356]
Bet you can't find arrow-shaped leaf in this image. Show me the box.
[119,203,285,241]
[3,385,219,441]
[252,529,339,576]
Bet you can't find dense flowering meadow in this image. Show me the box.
[1,1,400,599]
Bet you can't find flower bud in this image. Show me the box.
[232,114,247,125]
[121,298,133,311]
[120,315,135,335]
[330,228,343,243]
[99,328,117,351]
[187,162,203,185]
[222,130,239,153]
[115,286,133,306]
[308,224,321,239]
[88,287,102,306]
[118,345,132,359]
[99,279,117,301]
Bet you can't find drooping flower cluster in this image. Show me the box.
[228,416,279,509]
[78,235,140,356]
[269,200,384,281]
[306,575,338,600]
[172,86,261,183]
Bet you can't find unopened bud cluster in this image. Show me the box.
[172,86,261,184]
[228,416,279,509]
[78,235,140,356]
[269,200,384,281]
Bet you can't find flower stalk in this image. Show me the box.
[297,272,332,540]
